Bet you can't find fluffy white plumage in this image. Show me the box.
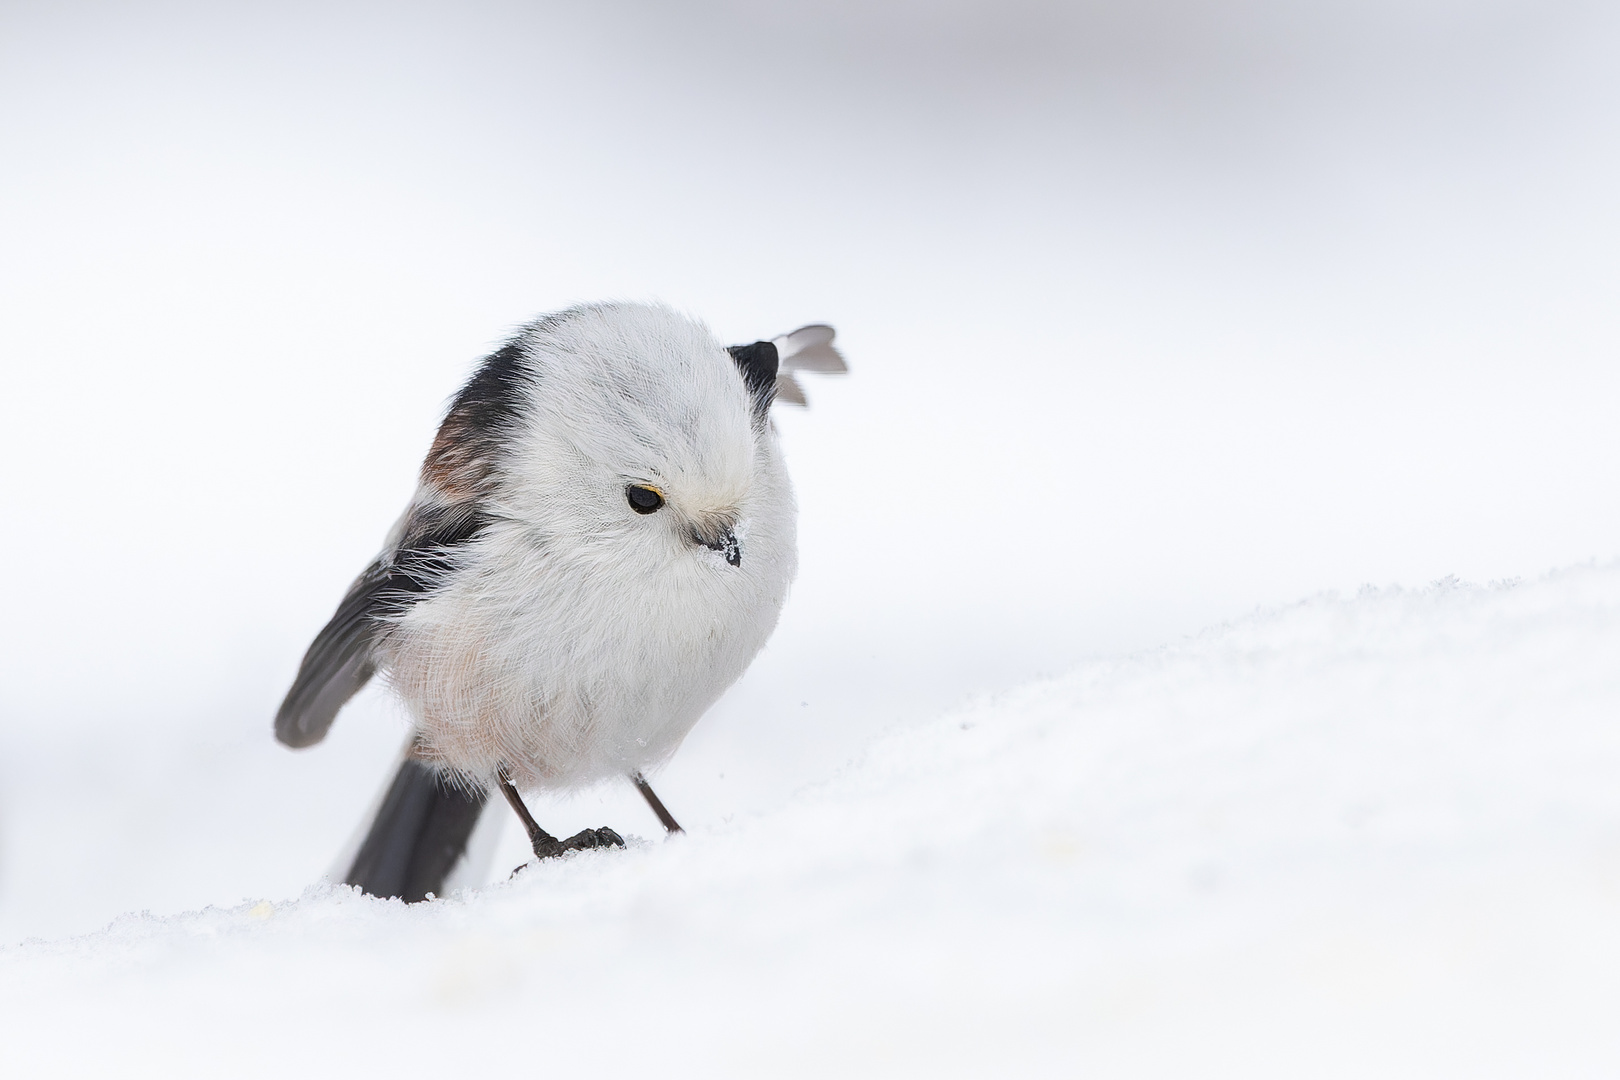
[274,301,842,897]
[381,304,798,789]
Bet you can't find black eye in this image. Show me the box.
[626,484,665,514]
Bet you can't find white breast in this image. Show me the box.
[379,443,796,790]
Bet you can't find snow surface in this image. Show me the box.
[6,564,1620,1077]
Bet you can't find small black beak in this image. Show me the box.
[696,528,741,567]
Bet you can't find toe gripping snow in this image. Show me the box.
[528,826,625,860]
[509,825,625,877]
[497,767,625,874]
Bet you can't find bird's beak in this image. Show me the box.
[693,524,742,567]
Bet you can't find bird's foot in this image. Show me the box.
[510,826,625,875]
[532,827,625,860]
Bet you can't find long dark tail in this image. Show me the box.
[344,759,489,902]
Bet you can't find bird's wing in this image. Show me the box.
[274,501,490,749]
[278,331,529,749]
[274,559,390,748]
[769,324,847,407]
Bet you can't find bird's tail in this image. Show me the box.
[340,754,491,902]
[770,324,847,406]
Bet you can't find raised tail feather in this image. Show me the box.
[770,324,847,407]
[343,758,490,902]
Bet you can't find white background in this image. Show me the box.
[1,0,1618,942]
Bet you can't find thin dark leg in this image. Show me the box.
[498,766,624,864]
[633,772,684,834]
[497,766,557,851]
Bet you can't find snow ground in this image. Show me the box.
[6,563,1620,1077]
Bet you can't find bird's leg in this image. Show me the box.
[496,766,559,855]
[497,766,624,864]
[633,772,684,834]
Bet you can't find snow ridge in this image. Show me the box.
[7,565,1620,1077]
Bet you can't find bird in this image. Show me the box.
[273,302,845,902]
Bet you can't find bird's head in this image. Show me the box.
[501,303,787,573]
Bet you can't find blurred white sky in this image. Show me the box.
[1,0,1618,852]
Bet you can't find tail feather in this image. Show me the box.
[343,758,488,902]
[772,324,847,373]
[769,324,846,407]
[774,372,807,405]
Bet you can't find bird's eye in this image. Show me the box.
[626,484,665,514]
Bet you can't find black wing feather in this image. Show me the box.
[274,560,390,748]
[274,504,491,749]
[278,329,527,749]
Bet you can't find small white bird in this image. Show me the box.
[275,303,845,901]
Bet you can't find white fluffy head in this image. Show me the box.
[504,303,761,564]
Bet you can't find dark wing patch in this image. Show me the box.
[281,330,521,749]
[274,504,491,749]
[727,340,780,420]
[422,339,532,498]
[389,503,490,598]
[274,560,389,749]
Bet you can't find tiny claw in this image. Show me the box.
[521,827,629,862]
[560,826,625,851]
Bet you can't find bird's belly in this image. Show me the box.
[378,540,787,789]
